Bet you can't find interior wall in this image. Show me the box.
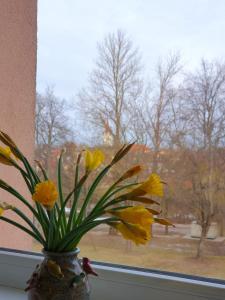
[0,0,37,250]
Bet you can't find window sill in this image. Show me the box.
[0,286,25,300]
[0,249,224,300]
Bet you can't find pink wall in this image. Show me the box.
[0,1,37,250]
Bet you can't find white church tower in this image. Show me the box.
[103,120,114,146]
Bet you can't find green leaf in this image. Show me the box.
[89,182,139,217]
[66,153,82,232]
[0,179,40,222]
[0,216,42,243]
[20,154,40,186]
[47,209,56,250]
[56,218,117,252]
[75,165,111,226]
[35,202,49,238]
[35,160,48,180]
[57,150,66,235]
[57,174,88,233]
[13,207,46,245]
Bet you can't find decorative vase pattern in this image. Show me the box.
[27,249,90,300]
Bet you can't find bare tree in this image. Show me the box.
[140,53,182,172]
[35,86,73,175]
[77,30,143,147]
[182,59,225,257]
[184,59,225,149]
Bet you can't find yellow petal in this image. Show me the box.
[0,146,13,165]
[141,174,163,196]
[0,131,20,160]
[112,222,150,245]
[32,180,58,209]
[129,174,164,197]
[108,206,153,230]
[0,202,13,214]
[92,149,105,169]
[85,149,104,171]
[85,149,93,171]
[0,207,4,216]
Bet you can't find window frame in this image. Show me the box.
[0,249,225,300]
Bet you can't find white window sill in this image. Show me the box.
[0,249,224,300]
[0,286,25,300]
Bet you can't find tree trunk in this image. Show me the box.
[196,225,207,258]
[164,200,169,235]
[165,225,169,235]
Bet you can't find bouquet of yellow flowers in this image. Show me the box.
[0,130,171,252]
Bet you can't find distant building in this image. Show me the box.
[103,120,114,146]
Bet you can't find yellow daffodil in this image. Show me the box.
[32,180,58,209]
[0,146,13,165]
[108,206,153,230]
[85,149,104,171]
[129,173,163,197]
[0,202,13,215]
[0,207,4,216]
[117,165,142,183]
[108,206,154,245]
[112,222,150,245]
[0,131,20,160]
[141,174,163,196]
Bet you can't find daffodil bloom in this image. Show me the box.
[117,165,142,183]
[0,202,13,215]
[111,222,150,245]
[0,207,4,216]
[108,206,153,230]
[108,206,153,245]
[32,180,58,209]
[0,146,13,165]
[129,173,163,197]
[85,149,104,171]
[0,131,20,160]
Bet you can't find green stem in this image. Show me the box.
[20,172,34,194]
[87,182,138,221]
[57,151,66,235]
[35,160,48,180]
[13,208,46,245]
[47,209,55,250]
[0,181,40,221]
[75,165,111,226]
[22,156,40,184]
[57,174,88,232]
[0,180,49,239]
[35,203,49,238]
[56,218,117,252]
[0,216,43,243]
[15,147,40,186]
[66,155,82,232]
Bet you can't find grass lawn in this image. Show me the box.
[79,233,225,280]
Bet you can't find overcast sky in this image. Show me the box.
[37,0,225,99]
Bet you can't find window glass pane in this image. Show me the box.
[35,0,225,280]
[2,0,225,282]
